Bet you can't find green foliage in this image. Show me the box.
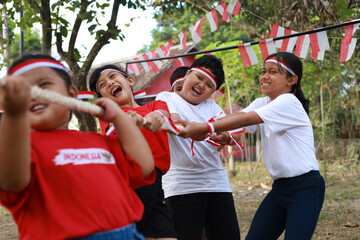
[9,29,42,60]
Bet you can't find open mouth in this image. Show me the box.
[111,86,123,97]
[31,103,48,112]
[192,87,201,95]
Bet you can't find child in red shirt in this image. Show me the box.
[90,65,177,240]
[0,54,154,240]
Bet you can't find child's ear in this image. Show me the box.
[68,85,79,98]
[127,76,135,87]
[287,75,298,87]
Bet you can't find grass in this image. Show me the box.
[227,159,360,240]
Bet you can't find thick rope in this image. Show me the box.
[0,78,181,132]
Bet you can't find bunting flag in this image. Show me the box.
[293,34,310,59]
[129,58,141,75]
[339,38,357,62]
[216,1,230,22]
[206,9,218,32]
[141,52,163,73]
[178,30,187,50]
[133,90,146,99]
[238,43,259,67]
[119,62,133,75]
[342,22,359,44]
[339,22,359,62]
[280,29,298,52]
[189,16,206,44]
[269,24,285,48]
[227,0,241,15]
[309,30,330,60]
[174,57,185,66]
[259,39,277,61]
[156,40,172,61]
[77,91,95,100]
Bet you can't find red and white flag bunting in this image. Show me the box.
[141,52,163,73]
[339,22,359,62]
[119,62,133,75]
[178,30,187,50]
[133,90,146,99]
[280,29,298,52]
[227,0,241,15]
[309,30,330,60]
[129,58,141,76]
[216,1,230,22]
[259,39,277,61]
[294,34,310,59]
[78,91,95,100]
[340,38,357,62]
[238,43,259,67]
[269,24,285,48]
[173,57,185,66]
[206,9,218,32]
[156,40,172,62]
[189,16,206,44]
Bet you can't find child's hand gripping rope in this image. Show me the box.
[0,77,182,133]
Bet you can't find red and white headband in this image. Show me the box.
[100,68,128,77]
[191,67,217,88]
[171,77,185,88]
[9,59,68,76]
[265,58,296,76]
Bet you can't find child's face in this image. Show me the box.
[179,68,216,105]
[260,62,296,101]
[96,70,134,106]
[21,67,77,130]
[172,81,184,94]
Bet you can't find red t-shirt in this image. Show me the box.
[99,100,171,174]
[0,130,154,240]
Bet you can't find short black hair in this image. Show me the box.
[8,53,73,88]
[170,66,190,88]
[89,64,128,97]
[190,55,225,90]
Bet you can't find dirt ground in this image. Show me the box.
[0,161,359,240]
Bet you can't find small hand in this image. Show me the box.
[177,119,208,141]
[0,76,31,116]
[143,111,164,132]
[127,110,144,129]
[93,98,123,123]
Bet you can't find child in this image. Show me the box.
[169,66,190,93]
[178,52,326,240]
[0,54,155,240]
[156,55,241,240]
[89,65,178,240]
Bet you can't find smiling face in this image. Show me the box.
[260,62,297,101]
[21,67,77,131]
[172,80,184,94]
[96,70,135,107]
[179,68,216,105]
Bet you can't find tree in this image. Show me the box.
[0,0,148,131]
[147,0,360,161]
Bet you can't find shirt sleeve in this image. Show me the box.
[151,100,170,116]
[254,94,310,133]
[155,91,178,114]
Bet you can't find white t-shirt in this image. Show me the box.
[242,93,319,180]
[156,91,232,198]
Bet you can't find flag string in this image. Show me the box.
[126,19,360,66]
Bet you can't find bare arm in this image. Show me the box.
[0,76,32,193]
[178,111,263,141]
[94,98,154,177]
